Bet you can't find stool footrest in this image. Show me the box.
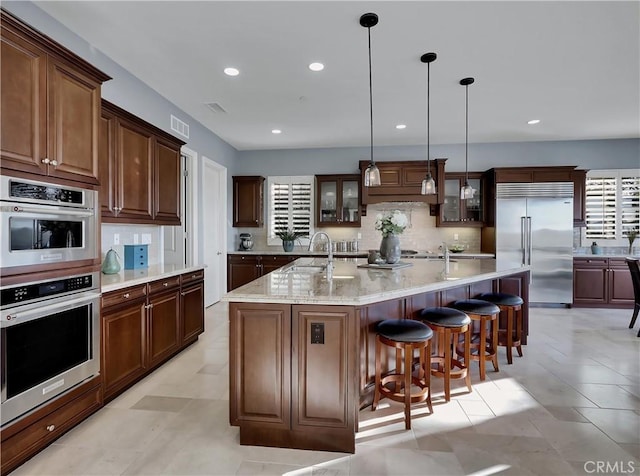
[379,375,430,405]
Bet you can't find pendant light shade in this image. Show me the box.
[420,52,437,195]
[361,12,381,187]
[459,77,475,200]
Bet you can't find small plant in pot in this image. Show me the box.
[275,229,307,252]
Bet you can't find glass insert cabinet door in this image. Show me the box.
[438,173,483,226]
[316,175,361,226]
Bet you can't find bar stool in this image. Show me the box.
[419,307,472,402]
[451,299,501,381]
[476,292,524,364]
[373,319,433,429]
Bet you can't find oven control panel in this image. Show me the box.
[1,273,96,307]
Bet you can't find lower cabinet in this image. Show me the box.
[102,271,205,402]
[227,254,300,291]
[101,286,148,399]
[1,377,102,476]
[573,257,634,308]
[181,278,205,345]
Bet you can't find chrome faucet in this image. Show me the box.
[441,241,450,274]
[308,231,333,277]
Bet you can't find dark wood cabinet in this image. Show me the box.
[101,284,148,401]
[436,172,484,227]
[0,376,102,476]
[101,271,205,403]
[181,272,205,345]
[571,169,587,226]
[100,100,184,225]
[227,254,299,291]
[316,174,361,226]
[229,302,357,453]
[359,159,446,205]
[573,257,633,308]
[233,176,265,227]
[228,255,261,291]
[0,10,110,185]
[147,278,181,368]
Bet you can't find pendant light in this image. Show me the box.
[360,13,381,187]
[420,52,437,195]
[459,77,475,200]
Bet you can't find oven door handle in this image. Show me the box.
[1,205,94,217]
[1,292,101,328]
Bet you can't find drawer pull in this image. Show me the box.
[123,293,130,299]
[46,424,55,432]
[163,282,168,287]
[192,274,197,279]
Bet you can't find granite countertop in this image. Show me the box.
[101,264,205,293]
[229,249,494,259]
[222,257,527,306]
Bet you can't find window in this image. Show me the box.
[585,169,639,243]
[267,176,314,245]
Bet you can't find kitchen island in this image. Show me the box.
[223,258,529,453]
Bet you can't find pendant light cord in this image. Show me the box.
[464,82,469,183]
[426,61,431,175]
[367,26,374,166]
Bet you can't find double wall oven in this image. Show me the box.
[0,176,101,427]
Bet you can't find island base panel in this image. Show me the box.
[239,423,355,453]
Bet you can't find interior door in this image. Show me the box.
[203,157,227,306]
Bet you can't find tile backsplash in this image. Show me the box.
[233,203,481,253]
[101,224,161,266]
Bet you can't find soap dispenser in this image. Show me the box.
[102,248,121,274]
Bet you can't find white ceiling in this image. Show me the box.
[35,1,640,151]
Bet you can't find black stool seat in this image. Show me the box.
[376,319,433,342]
[451,299,500,316]
[477,292,524,307]
[419,307,471,327]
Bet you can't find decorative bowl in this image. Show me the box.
[448,244,465,253]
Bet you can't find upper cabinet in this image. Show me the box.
[436,172,484,227]
[316,174,361,227]
[100,100,184,225]
[233,176,264,227]
[0,9,111,185]
[359,159,446,205]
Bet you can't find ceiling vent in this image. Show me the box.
[170,115,189,139]
[205,102,227,114]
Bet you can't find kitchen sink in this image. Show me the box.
[284,264,326,274]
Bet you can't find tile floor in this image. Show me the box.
[12,304,640,476]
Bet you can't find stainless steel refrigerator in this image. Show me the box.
[496,182,574,305]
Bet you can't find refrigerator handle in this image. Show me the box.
[520,216,526,265]
[527,216,532,265]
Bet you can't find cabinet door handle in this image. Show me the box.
[50,160,58,166]
[41,158,50,165]
[181,292,186,296]
[46,424,55,432]
[145,304,153,310]
[123,293,130,299]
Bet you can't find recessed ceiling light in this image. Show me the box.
[224,67,239,76]
[309,62,324,72]
[396,124,407,129]
[527,119,540,125]
[271,129,282,134]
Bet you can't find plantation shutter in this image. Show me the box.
[585,176,617,240]
[620,175,640,235]
[268,176,314,244]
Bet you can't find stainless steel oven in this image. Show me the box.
[0,176,98,270]
[0,271,100,426]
